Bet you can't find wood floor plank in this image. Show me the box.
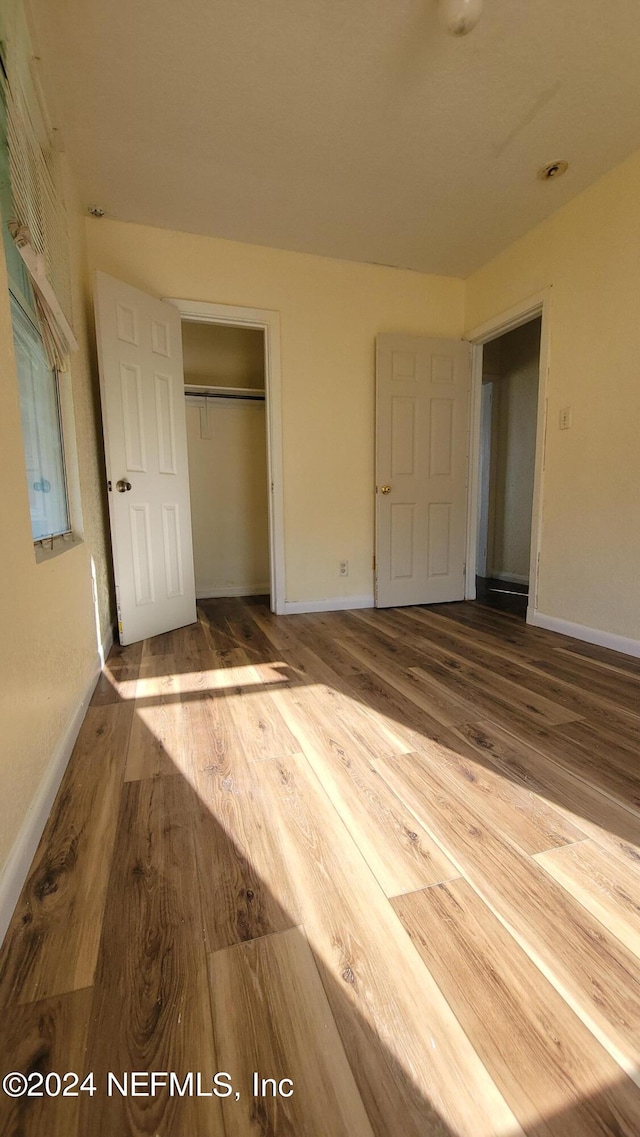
[208,926,375,1137]
[503,661,640,737]
[272,663,409,767]
[356,606,640,728]
[531,652,640,716]
[341,613,583,728]
[142,618,210,659]
[556,640,640,678]
[394,605,541,664]
[535,840,640,959]
[335,635,481,728]
[127,648,294,778]
[488,712,640,815]
[81,775,224,1137]
[428,601,550,643]
[408,658,582,728]
[192,760,301,952]
[409,732,587,856]
[0,703,133,1007]
[255,752,522,1137]
[248,606,413,760]
[393,879,640,1136]
[182,620,304,763]
[125,653,186,780]
[0,988,93,1137]
[375,750,640,1074]
[433,604,640,685]
[337,628,582,760]
[201,595,279,661]
[353,605,538,668]
[271,679,459,895]
[199,596,276,659]
[221,661,303,762]
[452,720,640,870]
[553,719,640,804]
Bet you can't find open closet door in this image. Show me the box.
[375,333,471,607]
[95,271,196,645]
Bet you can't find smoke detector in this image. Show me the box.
[538,160,569,181]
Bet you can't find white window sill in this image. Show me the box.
[34,533,83,563]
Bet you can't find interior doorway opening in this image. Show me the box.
[474,316,542,618]
[181,319,270,602]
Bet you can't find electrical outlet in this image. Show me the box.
[559,406,572,430]
[339,560,349,577]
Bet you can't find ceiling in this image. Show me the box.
[28,0,640,277]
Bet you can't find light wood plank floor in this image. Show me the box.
[1,597,640,1136]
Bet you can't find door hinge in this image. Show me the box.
[107,479,112,492]
[372,556,376,571]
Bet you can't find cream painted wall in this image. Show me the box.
[85,219,465,604]
[466,149,640,639]
[0,163,113,874]
[490,321,540,583]
[186,399,270,595]
[182,320,264,389]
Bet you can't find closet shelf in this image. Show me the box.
[184,384,265,402]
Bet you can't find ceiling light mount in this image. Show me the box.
[437,0,483,37]
[88,205,105,217]
[538,160,569,181]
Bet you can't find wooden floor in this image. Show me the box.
[1,597,640,1136]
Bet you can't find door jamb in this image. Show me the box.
[464,288,551,622]
[164,297,285,615]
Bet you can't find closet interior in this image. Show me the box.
[182,319,270,600]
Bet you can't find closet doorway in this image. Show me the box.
[166,298,285,614]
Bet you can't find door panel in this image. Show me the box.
[95,271,196,645]
[375,334,471,607]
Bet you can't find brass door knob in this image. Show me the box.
[116,479,132,493]
[380,485,392,495]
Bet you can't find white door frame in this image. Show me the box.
[464,288,551,620]
[164,297,285,615]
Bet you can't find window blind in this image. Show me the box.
[11,293,70,540]
[1,0,77,368]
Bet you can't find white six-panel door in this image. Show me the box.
[95,271,196,645]
[375,334,471,608]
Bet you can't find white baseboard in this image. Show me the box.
[196,584,270,599]
[284,594,375,615]
[0,631,112,946]
[491,571,529,586]
[527,608,640,659]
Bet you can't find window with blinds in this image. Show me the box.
[11,293,70,539]
[0,7,75,544]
